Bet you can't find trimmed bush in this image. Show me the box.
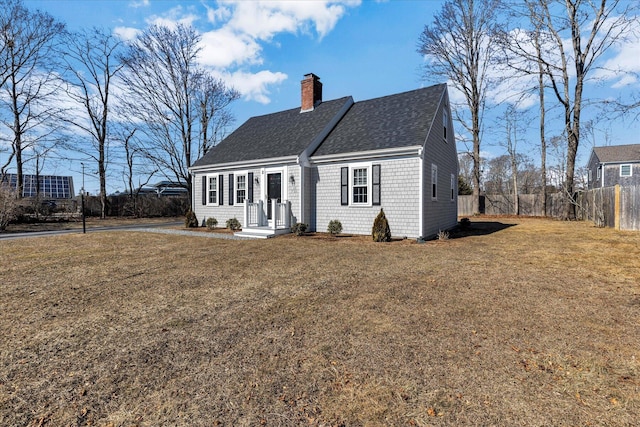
[184,209,198,228]
[459,217,471,229]
[372,208,391,242]
[327,219,342,235]
[226,217,241,231]
[291,222,308,236]
[206,217,218,230]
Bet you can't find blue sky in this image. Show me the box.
[16,0,640,194]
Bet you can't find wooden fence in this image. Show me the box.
[458,184,640,231]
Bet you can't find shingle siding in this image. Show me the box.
[288,166,302,224]
[421,91,458,238]
[603,164,640,187]
[312,158,421,237]
[192,168,265,228]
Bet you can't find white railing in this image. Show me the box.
[244,200,264,227]
[272,200,291,230]
[244,199,290,230]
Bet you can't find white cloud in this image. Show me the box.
[129,0,150,8]
[113,26,140,41]
[219,70,288,104]
[205,4,232,24]
[593,35,640,88]
[223,0,357,41]
[121,1,358,105]
[199,28,262,68]
[145,6,199,29]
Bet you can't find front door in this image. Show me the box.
[267,172,282,220]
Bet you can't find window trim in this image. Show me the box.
[235,172,248,204]
[450,173,455,202]
[620,164,632,177]
[207,175,219,206]
[431,164,438,201]
[349,162,372,207]
[443,109,448,141]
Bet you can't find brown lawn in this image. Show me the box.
[1,217,639,426]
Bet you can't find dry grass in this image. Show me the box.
[1,217,639,426]
[3,217,182,233]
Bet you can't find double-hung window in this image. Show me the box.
[208,176,218,204]
[341,163,381,207]
[236,175,246,204]
[352,167,368,204]
[620,164,632,177]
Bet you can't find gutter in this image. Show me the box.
[189,155,299,173]
[311,145,423,164]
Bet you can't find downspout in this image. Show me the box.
[601,163,605,188]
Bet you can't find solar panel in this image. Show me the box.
[1,174,75,199]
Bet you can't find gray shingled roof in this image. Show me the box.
[312,84,446,156]
[192,97,351,167]
[593,144,640,163]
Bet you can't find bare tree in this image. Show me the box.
[118,127,157,216]
[418,0,502,215]
[502,105,529,214]
[0,181,19,230]
[62,27,124,218]
[198,74,239,157]
[510,0,635,218]
[119,24,239,206]
[0,0,65,198]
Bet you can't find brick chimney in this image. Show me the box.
[301,73,322,112]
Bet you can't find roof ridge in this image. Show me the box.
[350,83,446,105]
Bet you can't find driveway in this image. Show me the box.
[0,221,183,241]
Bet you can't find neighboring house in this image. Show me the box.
[189,74,458,239]
[587,144,640,189]
[137,181,188,197]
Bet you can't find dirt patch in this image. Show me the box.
[1,217,639,426]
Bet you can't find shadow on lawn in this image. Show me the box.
[448,221,516,239]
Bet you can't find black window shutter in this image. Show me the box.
[218,174,224,205]
[247,172,254,203]
[202,175,207,205]
[228,173,234,206]
[372,164,381,206]
[340,167,348,206]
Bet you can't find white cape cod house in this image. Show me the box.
[189,74,458,239]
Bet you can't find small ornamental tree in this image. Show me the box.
[372,208,391,242]
[184,209,198,228]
